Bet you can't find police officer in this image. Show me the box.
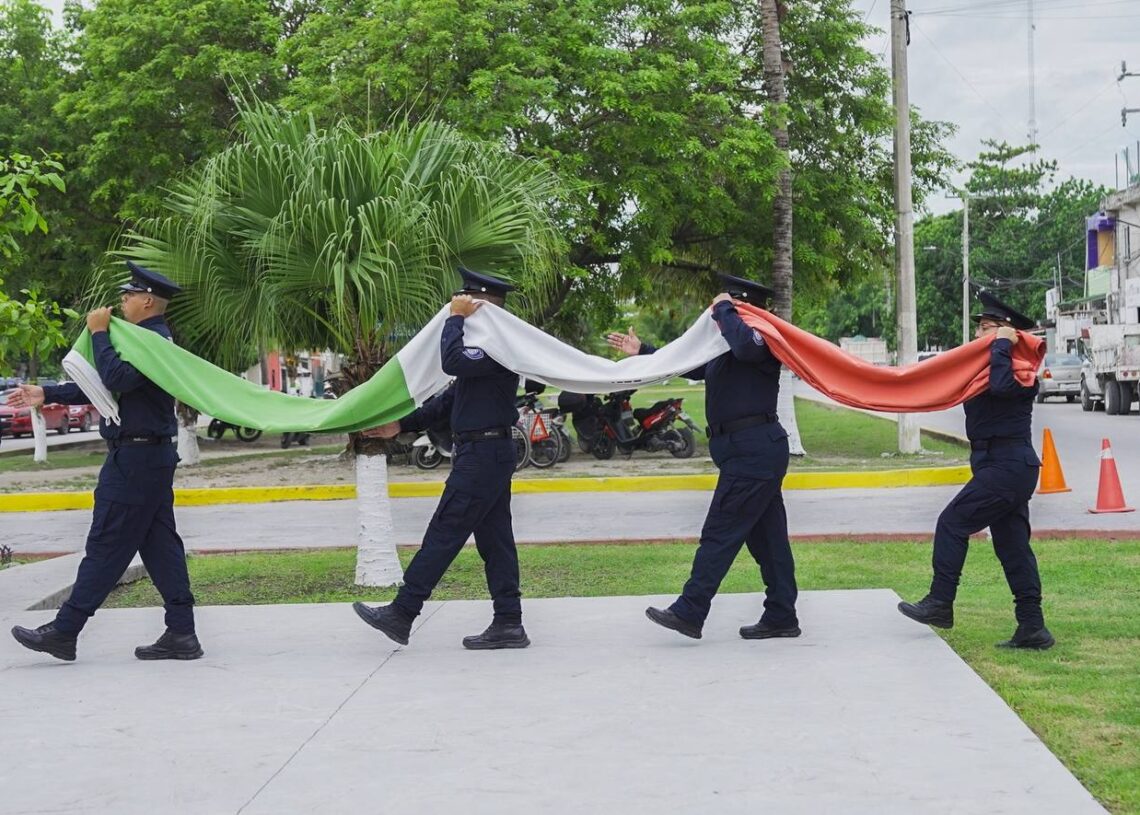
[9,262,202,662]
[898,290,1054,650]
[608,274,800,640]
[354,267,529,650]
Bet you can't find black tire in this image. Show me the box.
[207,419,225,440]
[1065,395,1076,403]
[1119,382,1134,416]
[556,427,572,462]
[1034,392,1046,404]
[1105,380,1122,415]
[79,415,91,432]
[528,435,561,468]
[412,445,443,470]
[592,433,615,460]
[511,425,531,471]
[669,426,696,459]
[280,434,292,449]
[236,426,262,442]
[1080,380,1094,411]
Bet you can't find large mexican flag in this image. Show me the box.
[63,302,1044,427]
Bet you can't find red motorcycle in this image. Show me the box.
[564,389,698,460]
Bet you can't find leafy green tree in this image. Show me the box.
[0,151,75,461]
[912,141,1107,350]
[92,103,566,584]
[0,151,63,257]
[282,0,955,339]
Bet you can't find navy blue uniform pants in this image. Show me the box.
[55,446,195,635]
[395,438,521,623]
[671,426,798,626]
[929,451,1043,628]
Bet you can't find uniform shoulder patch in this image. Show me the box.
[462,348,486,360]
[751,329,766,346]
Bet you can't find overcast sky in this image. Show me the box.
[40,0,1140,216]
[853,0,1140,214]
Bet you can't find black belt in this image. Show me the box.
[706,413,779,438]
[108,436,172,448]
[969,437,1030,451]
[453,427,510,443]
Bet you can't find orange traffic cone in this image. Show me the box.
[1037,428,1071,494]
[1089,438,1134,514]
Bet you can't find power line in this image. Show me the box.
[921,0,1136,15]
[909,19,1020,140]
[925,14,1140,21]
[1038,79,1119,140]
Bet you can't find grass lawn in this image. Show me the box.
[106,538,1139,813]
[628,386,967,468]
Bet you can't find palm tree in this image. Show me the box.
[92,101,566,585]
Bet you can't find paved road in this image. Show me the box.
[7,485,1136,555]
[791,379,1140,501]
[0,427,103,453]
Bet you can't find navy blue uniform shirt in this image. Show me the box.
[642,300,781,425]
[964,337,1037,442]
[400,314,518,434]
[41,316,177,440]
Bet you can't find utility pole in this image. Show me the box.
[891,0,920,454]
[961,192,970,346]
[1026,0,1037,147]
[1122,61,1140,129]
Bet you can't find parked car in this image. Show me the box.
[1036,352,1082,403]
[0,391,70,436]
[68,404,101,432]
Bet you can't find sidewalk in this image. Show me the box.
[0,591,1106,814]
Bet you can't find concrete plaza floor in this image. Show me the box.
[1,591,1105,814]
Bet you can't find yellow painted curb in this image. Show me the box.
[0,466,971,513]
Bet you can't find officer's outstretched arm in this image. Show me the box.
[400,384,456,433]
[713,301,775,365]
[440,315,503,377]
[988,337,1034,398]
[91,332,149,392]
[41,382,93,406]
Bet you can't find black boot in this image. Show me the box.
[996,625,1055,650]
[462,621,530,650]
[897,595,954,629]
[353,602,413,645]
[645,607,702,639]
[135,630,204,660]
[739,620,801,640]
[11,623,77,662]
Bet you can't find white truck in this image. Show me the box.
[1079,323,1140,414]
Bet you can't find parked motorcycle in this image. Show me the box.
[280,431,311,449]
[411,422,530,472]
[206,418,262,442]
[411,424,453,470]
[560,389,698,460]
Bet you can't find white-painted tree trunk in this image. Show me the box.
[31,406,48,463]
[779,367,806,457]
[354,452,405,586]
[177,411,201,466]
